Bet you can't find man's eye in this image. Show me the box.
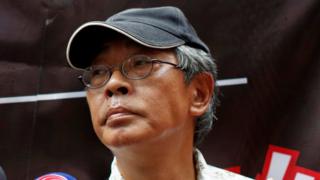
[132,59,149,67]
[89,69,107,85]
[92,69,105,75]
[90,69,108,80]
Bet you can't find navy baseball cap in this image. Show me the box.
[66,6,210,70]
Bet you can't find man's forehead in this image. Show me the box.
[90,35,137,63]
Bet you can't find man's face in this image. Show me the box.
[86,37,195,148]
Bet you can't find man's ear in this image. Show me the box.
[189,72,214,116]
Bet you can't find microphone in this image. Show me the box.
[0,166,7,180]
[35,172,77,180]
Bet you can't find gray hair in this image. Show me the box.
[175,45,219,146]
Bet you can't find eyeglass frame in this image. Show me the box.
[78,55,181,89]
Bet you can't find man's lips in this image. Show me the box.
[104,107,136,126]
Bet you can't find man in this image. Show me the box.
[66,6,252,180]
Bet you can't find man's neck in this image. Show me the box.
[110,133,196,180]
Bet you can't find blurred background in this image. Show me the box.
[0,0,320,179]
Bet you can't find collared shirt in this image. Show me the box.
[108,149,253,180]
[194,149,253,180]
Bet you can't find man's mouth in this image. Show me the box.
[104,107,136,127]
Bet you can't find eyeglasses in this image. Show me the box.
[79,55,180,89]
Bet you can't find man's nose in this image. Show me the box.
[104,70,132,97]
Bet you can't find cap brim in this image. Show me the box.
[66,21,185,70]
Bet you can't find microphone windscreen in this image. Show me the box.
[35,172,77,180]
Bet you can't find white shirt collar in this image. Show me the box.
[108,149,252,180]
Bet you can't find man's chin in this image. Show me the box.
[99,122,157,147]
[101,132,149,149]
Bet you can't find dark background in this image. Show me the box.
[1,0,320,179]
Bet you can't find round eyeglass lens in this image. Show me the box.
[123,55,153,79]
[83,66,109,88]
